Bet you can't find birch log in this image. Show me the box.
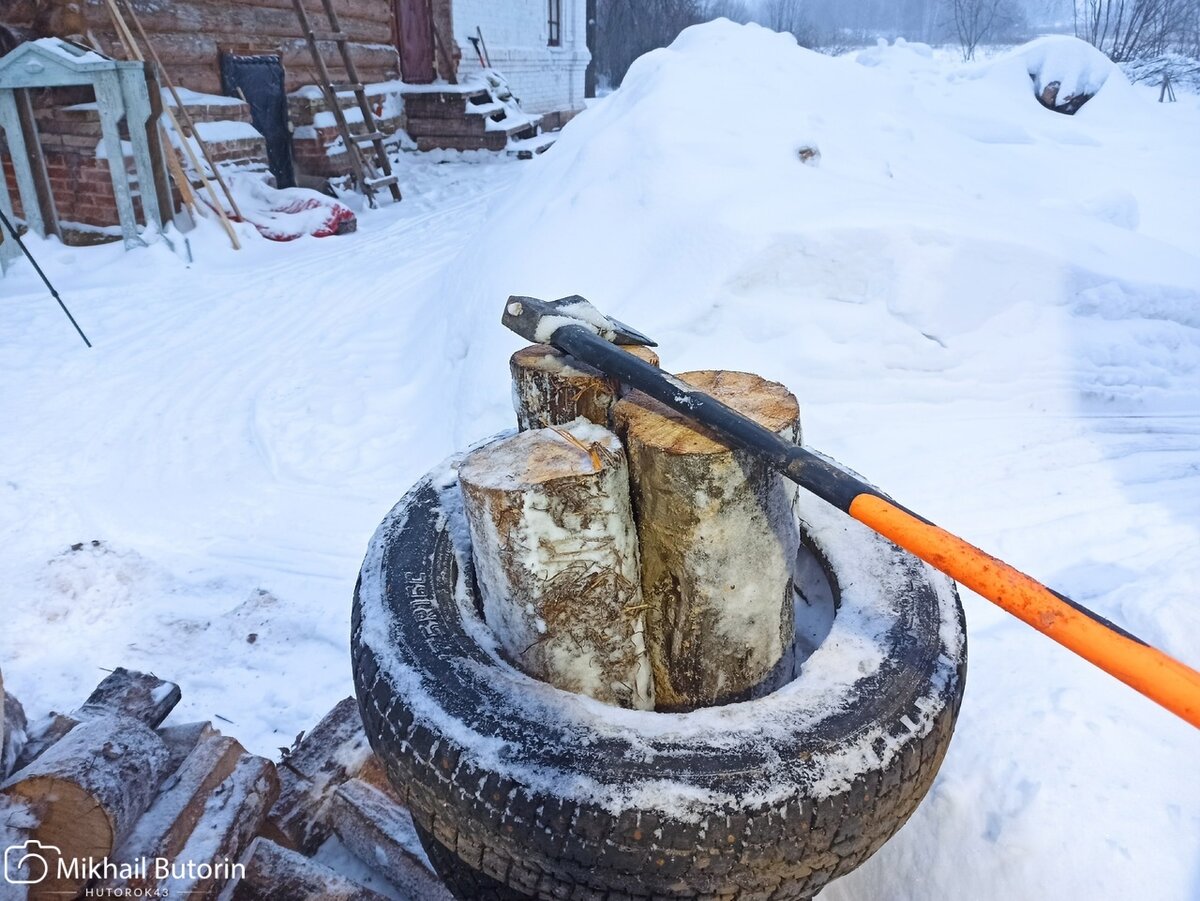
[458,422,653,709]
[0,714,169,898]
[510,343,661,431]
[613,370,801,712]
[263,696,372,854]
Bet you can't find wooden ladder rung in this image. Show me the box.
[365,174,398,187]
[353,131,384,143]
[309,30,347,43]
[329,82,365,93]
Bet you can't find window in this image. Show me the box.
[548,0,562,46]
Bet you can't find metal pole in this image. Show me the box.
[0,208,92,348]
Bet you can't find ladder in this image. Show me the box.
[291,0,402,206]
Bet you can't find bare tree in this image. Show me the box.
[594,0,705,86]
[758,0,824,45]
[951,0,1009,59]
[702,0,753,24]
[1074,0,1197,60]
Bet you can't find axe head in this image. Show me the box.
[501,295,657,347]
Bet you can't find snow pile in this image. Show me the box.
[983,35,1124,110]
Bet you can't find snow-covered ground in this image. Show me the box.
[3,21,1199,900]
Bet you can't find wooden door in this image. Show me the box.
[220,53,295,189]
[394,0,435,84]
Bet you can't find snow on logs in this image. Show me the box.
[225,837,393,901]
[1,715,171,898]
[459,421,654,710]
[510,343,661,431]
[613,371,801,711]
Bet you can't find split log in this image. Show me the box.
[327,777,453,901]
[262,697,373,853]
[0,714,169,898]
[12,667,181,771]
[2,691,28,779]
[459,422,654,710]
[157,721,219,777]
[221,837,392,901]
[510,343,661,431]
[105,732,245,894]
[613,370,801,712]
[154,750,278,900]
[12,713,76,774]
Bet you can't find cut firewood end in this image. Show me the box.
[0,714,170,898]
[459,421,654,709]
[613,370,801,712]
[510,342,661,431]
[105,730,277,899]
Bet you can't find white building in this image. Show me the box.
[447,0,589,124]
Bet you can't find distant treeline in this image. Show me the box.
[593,0,1200,83]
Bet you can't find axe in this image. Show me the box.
[502,294,1200,728]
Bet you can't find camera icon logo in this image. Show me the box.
[4,839,59,885]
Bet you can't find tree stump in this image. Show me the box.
[0,714,169,898]
[510,343,661,431]
[613,370,801,712]
[458,422,653,710]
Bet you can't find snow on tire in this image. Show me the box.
[352,445,967,900]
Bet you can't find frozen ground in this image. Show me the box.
[2,21,1199,900]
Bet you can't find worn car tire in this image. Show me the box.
[352,448,967,900]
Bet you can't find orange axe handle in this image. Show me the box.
[548,321,1200,730]
[851,494,1200,728]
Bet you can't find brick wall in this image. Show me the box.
[2,94,268,240]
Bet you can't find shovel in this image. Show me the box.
[501,294,1200,729]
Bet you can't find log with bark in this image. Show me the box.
[613,370,801,712]
[459,421,654,710]
[0,714,170,898]
[510,343,661,431]
[105,731,277,899]
[13,667,180,772]
[221,836,392,901]
[326,777,453,901]
[262,696,374,854]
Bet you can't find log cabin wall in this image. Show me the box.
[103,0,399,94]
[2,0,401,96]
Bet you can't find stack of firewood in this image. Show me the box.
[0,668,448,900]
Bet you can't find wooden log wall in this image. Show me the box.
[2,1,401,96]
